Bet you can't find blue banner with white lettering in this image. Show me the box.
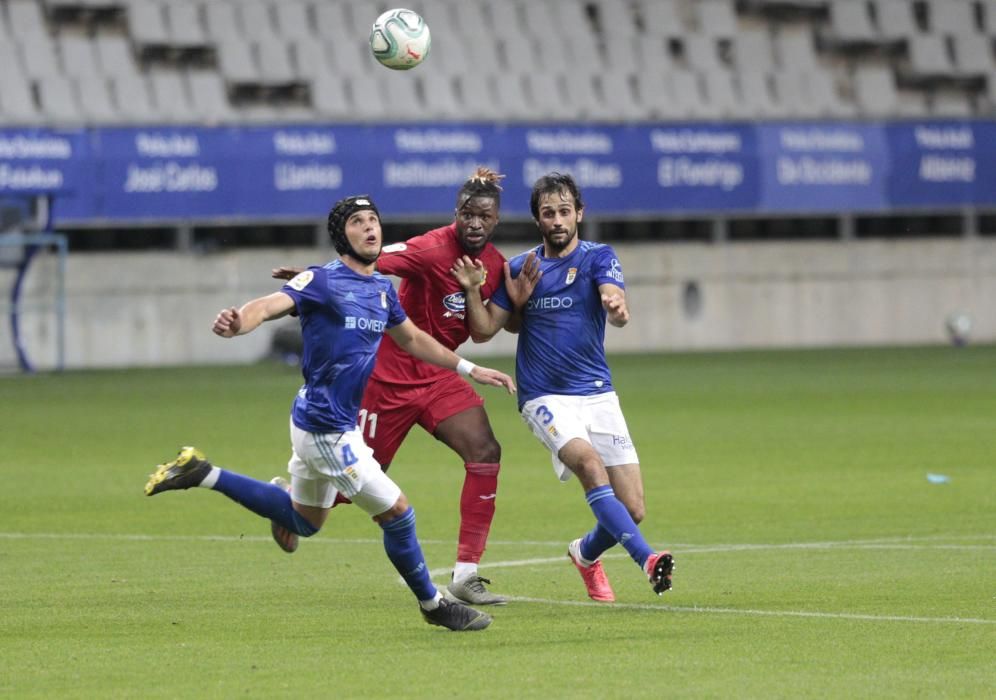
[1,120,991,224]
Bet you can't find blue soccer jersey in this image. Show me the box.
[281,261,407,433]
[491,240,626,408]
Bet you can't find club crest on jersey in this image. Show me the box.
[380,291,387,308]
[566,267,577,284]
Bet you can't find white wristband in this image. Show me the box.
[456,358,477,377]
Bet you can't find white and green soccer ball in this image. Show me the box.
[369,8,431,70]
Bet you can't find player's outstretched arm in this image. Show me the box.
[386,319,516,394]
[212,292,296,338]
[599,283,629,328]
[451,256,511,341]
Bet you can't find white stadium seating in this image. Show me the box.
[0,0,992,126]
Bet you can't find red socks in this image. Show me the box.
[457,462,500,563]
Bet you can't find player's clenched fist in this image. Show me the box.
[213,307,242,337]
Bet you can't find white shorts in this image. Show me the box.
[287,419,401,516]
[520,392,639,483]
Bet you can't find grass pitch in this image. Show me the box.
[1,346,994,698]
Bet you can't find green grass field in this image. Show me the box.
[1,346,994,698]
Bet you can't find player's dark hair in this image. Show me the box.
[455,166,504,211]
[327,194,380,263]
[529,172,584,220]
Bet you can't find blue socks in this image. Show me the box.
[381,507,437,601]
[212,470,318,537]
[584,485,652,567]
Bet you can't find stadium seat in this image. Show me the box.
[925,0,977,36]
[871,0,920,43]
[571,74,616,122]
[202,0,241,42]
[0,71,43,124]
[694,0,739,38]
[237,0,275,42]
[931,90,973,117]
[110,73,160,123]
[637,34,677,72]
[701,68,749,120]
[75,75,121,124]
[737,70,781,118]
[127,0,171,49]
[950,33,996,76]
[593,0,641,40]
[58,35,101,80]
[638,0,688,40]
[19,34,62,81]
[822,0,878,46]
[418,71,463,121]
[599,73,646,122]
[682,35,728,72]
[148,71,194,123]
[985,0,996,35]
[733,27,776,73]
[273,0,312,40]
[498,28,540,75]
[491,73,535,121]
[903,33,957,80]
[37,75,83,123]
[7,0,50,37]
[853,64,927,117]
[774,26,821,72]
[455,72,506,121]
[291,37,334,82]
[166,1,210,49]
[216,38,260,85]
[313,1,361,40]
[187,70,239,123]
[95,36,142,80]
[523,72,569,121]
[668,68,714,120]
[309,73,353,121]
[348,74,391,121]
[256,38,298,85]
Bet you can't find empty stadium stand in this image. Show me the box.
[0,0,993,126]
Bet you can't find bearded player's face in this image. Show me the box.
[455,196,499,255]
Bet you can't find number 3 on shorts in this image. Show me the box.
[535,404,554,425]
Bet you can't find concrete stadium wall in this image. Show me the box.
[9,238,996,369]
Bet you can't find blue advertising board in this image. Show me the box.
[1,119,992,225]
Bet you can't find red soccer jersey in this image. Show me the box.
[371,223,506,385]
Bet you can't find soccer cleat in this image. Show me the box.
[567,538,615,602]
[269,476,299,554]
[420,598,492,631]
[645,551,675,595]
[144,446,212,496]
[446,574,508,606]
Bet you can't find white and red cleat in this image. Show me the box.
[568,538,616,602]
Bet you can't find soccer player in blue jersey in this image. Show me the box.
[144,194,517,631]
[451,172,674,603]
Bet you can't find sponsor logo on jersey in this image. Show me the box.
[566,267,577,284]
[344,316,387,332]
[443,291,466,314]
[612,434,633,449]
[288,270,314,291]
[381,242,407,254]
[527,296,574,310]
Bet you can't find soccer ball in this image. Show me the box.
[369,8,431,70]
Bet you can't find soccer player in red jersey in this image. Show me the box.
[274,168,513,605]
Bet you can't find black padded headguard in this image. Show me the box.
[327,194,380,260]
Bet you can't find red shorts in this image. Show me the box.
[360,373,485,467]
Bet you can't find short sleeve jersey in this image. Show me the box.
[491,240,626,408]
[371,223,506,385]
[281,261,407,433]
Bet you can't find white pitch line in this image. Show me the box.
[503,597,996,626]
